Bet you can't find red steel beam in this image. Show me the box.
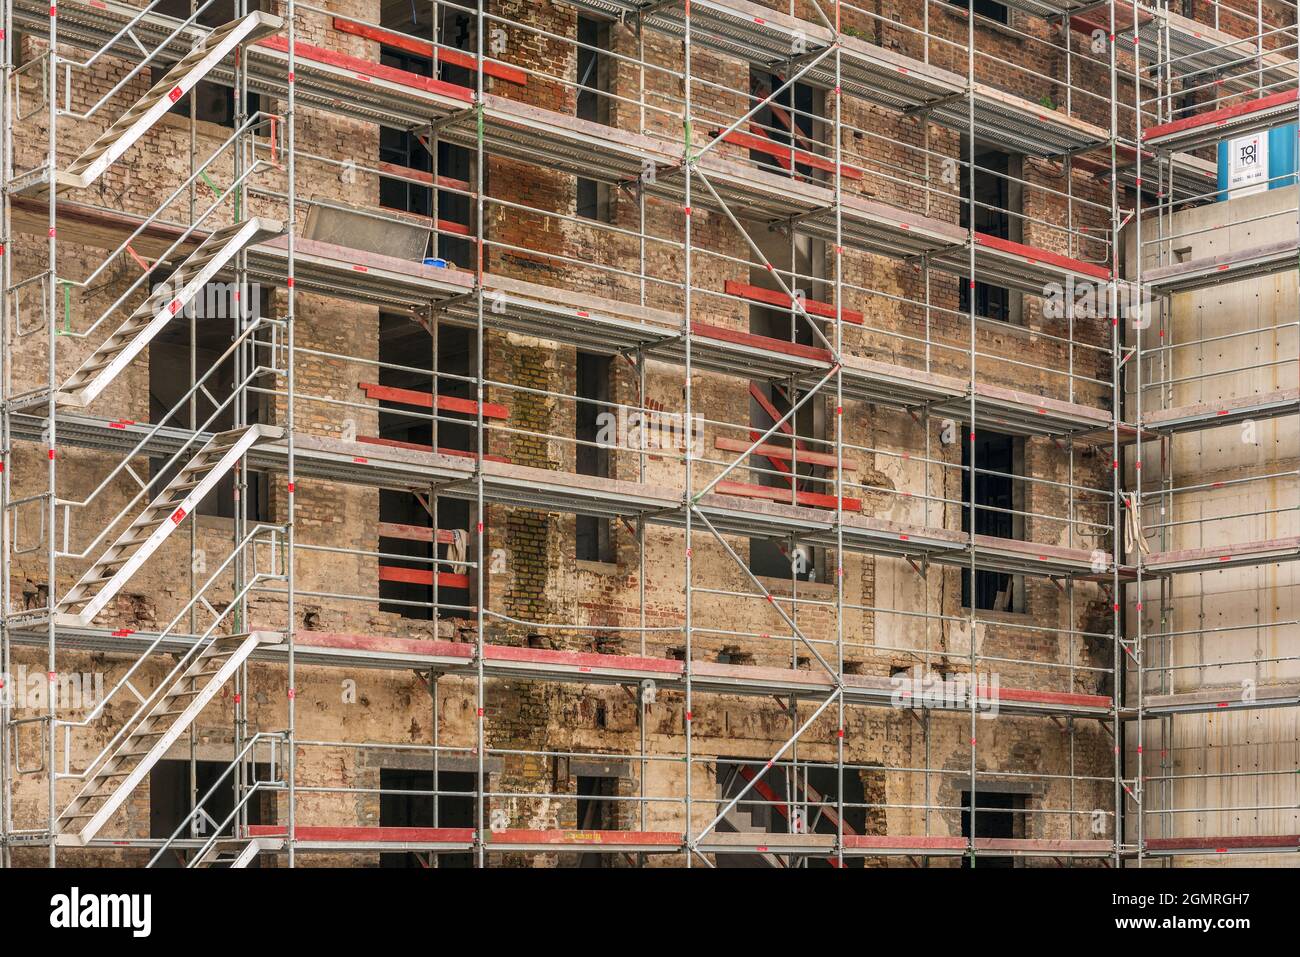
[378,565,470,590]
[358,381,509,418]
[249,825,475,843]
[690,321,834,364]
[331,17,529,85]
[974,233,1111,281]
[1143,87,1297,142]
[714,479,861,512]
[715,436,854,470]
[377,522,457,545]
[713,128,863,180]
[257,35,475,101]
[725,279,864,325]
[375,161,471,193]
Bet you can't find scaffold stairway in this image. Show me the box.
[55,631,284,846]
[55,217,283,409]
[191,836,283,868]
[54,424,284,628]
[58,11,283,190]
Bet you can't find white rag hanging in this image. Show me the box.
[445,528,468,570]
[1123,492,1151,558]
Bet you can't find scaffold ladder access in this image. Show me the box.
[55,631,284,846]
[58,11,283,190]
[54,424,284,627]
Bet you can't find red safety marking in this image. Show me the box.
[287,482,295,492]
[171,507,187,524]
[352,264,369,272]
[125,244,151,272]
[287,688,296,699]
[167,86,184,103]
[353,456,368,464]
[331,18,528,84]
[476,707,484,717]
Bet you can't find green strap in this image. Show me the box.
[199,170,223,199]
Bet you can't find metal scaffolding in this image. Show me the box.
[0,0,1294,867]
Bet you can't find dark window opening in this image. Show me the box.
[747,305,823,582]
[147,279,271,521]
[958,145,1021,324]
[576,16,613,221]
[153,0,261,128]
[716,759,866,868]
[948,0,1009,25]
[376,315,473,619]
[961,790,1025,868]
[962,430,1025,612]
[434,0,480,89]
[379,767,476,868]
[374,28,475,267]
[747,67,824,181]
[576,351,614,563]
[574,775,618,867]
[149,758,272,867]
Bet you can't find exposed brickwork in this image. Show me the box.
[11,0,1250,867]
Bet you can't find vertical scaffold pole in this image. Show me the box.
[474,0,487,870]
[682,0,695,867]
[286,0,298,869]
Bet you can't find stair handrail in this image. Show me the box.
[147,730,285,868]
[54,529,280,783]
[56,0,223,121]
[1,344,275,566]
[2,118,275,410]
[61,122,275,341]
[55,333,276,562]
[4,348,274,564]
